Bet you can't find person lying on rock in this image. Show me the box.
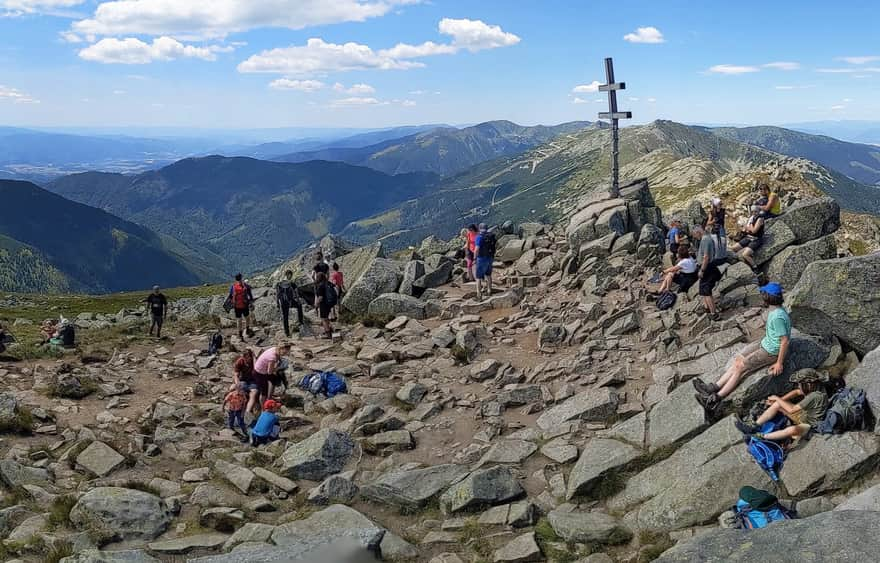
[735,369,829,443]
[652,245,698,294]
[693,282,790,411]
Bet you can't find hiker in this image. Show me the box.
[474,222,496,299]
[757,182,782,218]
[735,369,829,443]
[312,251,329,283]
[654,245,698,294]
[706,197,728,257]
[330,262,345,321]
[144,285,168,338]
[223,382,249,441]
[729,205,765,268]
[314,271,335,338]
[40,318,59,344]
[254,340,292,405]
[276,270,304,338]
[232,349,259,415]
[667,219,685,258]
[464,224,479,282]
[693,226,722,320]
[250,399,282,446]
[228,273,254,339]
[693,282,791,411]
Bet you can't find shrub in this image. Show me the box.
[47,495,78,529]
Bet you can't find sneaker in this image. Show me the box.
[710,312,722,322]
[734,416,757,435]
[691,379,719,395]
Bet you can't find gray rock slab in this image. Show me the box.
[477,440,538,466]
[566,439,641,500]
[69,487,172,541]
[765,234,836,290]
[439,466,524,514]
[492,531,543,562]
[147,533,228,554]
[278,428,354,481]
[835,483,880,512]
[781,432,880,497]
[76,441,125,477]
[270,504,384,555]
[59,550,160,562]
[841,345,880,431]
[547,509,632,544]
[360,464,469,511]
[536,389,618,431]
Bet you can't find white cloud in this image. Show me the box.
[2,0,83,16]
[572,97,588,104]
[112,89,125,94]
[572,81,601,93]
[817,67,880,74]
[408,89,426,95]
[238,18,517,75]
[71,0,417,39]
[333,82,375,94]
[831,105,846,110]
[59,30,84,43]
[269,78,325,91]
[843,98,853,102]
[774,85,795,90]
[331,96,381,107]
[647,97,657,103]
[79,36,233,64]
[762,61,800,70]
[707,64,760,74]
[0,84,39,103]
[838,55,880,65]
[401,99,416,107]
[623,26,664,44]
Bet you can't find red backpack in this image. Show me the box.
[232,282,248,309]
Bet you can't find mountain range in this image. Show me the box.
[0,179,211,293]
[273,120,592,177]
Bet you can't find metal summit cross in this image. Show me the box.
[598,57,632,198]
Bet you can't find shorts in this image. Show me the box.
[466,256,474,271]
[698,264,722,297]
[253,372,269,397]
[239,381,259,393]
[741,236,763,252]
[739,340,777,374]
[476,256,493,279]
[319,303,333,320]
[673,271,698,292]
[234,307,250,318]
[669,242,679,255]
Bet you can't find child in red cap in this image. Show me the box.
[250,399,281,446]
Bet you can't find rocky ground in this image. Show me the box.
[1,180,879,563]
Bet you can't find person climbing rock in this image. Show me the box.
[314,271,335,338]
[144,285,168,338]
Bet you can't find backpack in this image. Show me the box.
[734,486,794,529]
[817,387,867,434]
[323,283,338,307]
[59,324,76,348]
[747,438,785,482]
[323,372,347,398]
[277,282,296,308]
[656,290,677,310]
[478,232,497,258]
[207,331,223,355]
[232,282,248,309]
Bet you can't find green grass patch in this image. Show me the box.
[459,518,493,558]
[0,404,34,435]
[44,541,74,563]
[47,495,78,529]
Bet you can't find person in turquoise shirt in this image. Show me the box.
[693,282,791,412]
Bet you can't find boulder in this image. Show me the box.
[308,475,359,505]
[547,509,632,544]
[395,381,427,405]
[148,534,229,554]
[0,392,31,433]
[75,441,125,477]
[765,235,836,290]
[414,260,454,290]
[536,389,618,431]
[368,293,427,320]
[611,232,636,254]
[477,439,538,466]
[341,257,401,316]
[214,460,256,494]
[58,550,160,562]
[566,439,641,500]
[69,487,173,541]
[399,260,427,296]
[716,261,756,295]
[52,373,96,399]
[844,345,880,431]
[278,429,354,481]
[655,511,880,562]
[360,464,470,511]
[497,239,527,263]
[835,483,880,512]
[594,205,629,237]
[420,235,457,257]
[199,507,244,532]
[777,197,841,244]
[788,253,880,355]
[780,432,880,497]
[636,224,664,259]
[538,323,567,347]
[439,466,524,514]
[492,532,543,562]
[578,232,617,262]
[270,504,384,555]
[222,522,276,551]
[752,220,797,266]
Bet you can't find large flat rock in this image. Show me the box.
[781,432,880,497]
[439,466,524,514]
[278,429,354,481]
[270,504,384,555]
[76,441,125,477]
[536,389,618,431]
[752,220,796,266]
[776,196,841,244]
[69,487,173,541]
[566,439,641,500]
[765,234,836,290]
[360,464,470,511]
[655,510,880,562]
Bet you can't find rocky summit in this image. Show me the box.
[0,179,878,563]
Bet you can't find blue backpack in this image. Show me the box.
[746,414,788,481]
[298,371,347,398]
[734,486,794,529]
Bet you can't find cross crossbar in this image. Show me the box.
[598,57,632,198]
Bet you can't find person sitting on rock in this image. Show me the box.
[735,369,829,444]
[693,282,791,411]
[653,245,698,294]
[250,399,282,446]
[729,205,765,269]
[757,182,782,218]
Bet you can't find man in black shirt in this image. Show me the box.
[145,285,168,338]
[311,251,330,281]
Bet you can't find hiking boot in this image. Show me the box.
[692,379,720,395]
[734,416,758,435]
[695,392,721,412]
[710,312,722,322]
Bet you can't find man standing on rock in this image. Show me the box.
[474,223,496,300]
[693,226,722,321]
[276,270,304,338]
[693,282,791,412]
[228,274,254,340]
[144,285,167,338]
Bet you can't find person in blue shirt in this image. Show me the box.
[667,219,684,257]
[250,399,281,446]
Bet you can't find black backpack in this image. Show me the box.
[323,283,338,306]
[60,324,76,347]
[277,282,296,308]
[656,290,677,311]
[478,232,497,258]
[208,331,223,355]
[817,387,867,434]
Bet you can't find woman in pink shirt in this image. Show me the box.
[253,341,291,406]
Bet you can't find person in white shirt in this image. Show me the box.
[654,245,699,293]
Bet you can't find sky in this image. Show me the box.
[2,0,880,130]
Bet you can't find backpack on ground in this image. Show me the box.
[478,232,497,258]
[207,331,223,355]
[323,283,338,307]
[232,282,248,310]
[656,290,677,311]
[747,438,785,482]
[733,486,794,529]
[297,371,347,398]
[817,387,868,434]
[59,324,76,348]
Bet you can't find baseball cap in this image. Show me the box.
[478,222,487,231]
[263,399,281,410]
[758,282,783,296]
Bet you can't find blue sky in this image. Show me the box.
[2,0,880,129]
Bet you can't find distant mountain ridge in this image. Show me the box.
[274,120,593,176]
[47,156,438,273]
[711,125,880,186]
[0,179,213,293]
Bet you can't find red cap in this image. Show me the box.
[263,399,281,410]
